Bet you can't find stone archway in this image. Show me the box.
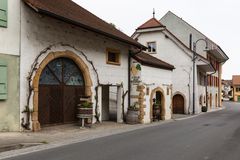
[32,51,93,131]
[150,87,165,121]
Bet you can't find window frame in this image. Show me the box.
[0,0,8,28]
[106,48,121,66]
[0,59,7,100]
[146,41,157,53]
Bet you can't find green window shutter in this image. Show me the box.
[0,0,7,27]
[0,60,7,100]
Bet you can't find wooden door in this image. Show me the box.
[39,58,85,126]
[173,94,184,114]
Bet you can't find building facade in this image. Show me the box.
[132,17,214,115]
[160,11,229,110]
[130,52,174,123]
[222,79,233,100]
[0,0,21,131]
[232,75,240,102]
[0,0,145,131]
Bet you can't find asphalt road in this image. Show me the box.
[5,102,240,160]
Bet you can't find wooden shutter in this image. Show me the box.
[0,0,7,27]
[0,60,7,100]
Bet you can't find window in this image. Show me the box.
[106,48,120,65]
[147,42,156,53]
[0,59,7,100]
[0,0,8,27]
[236,87,240,92]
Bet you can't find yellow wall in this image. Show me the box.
[233,86,240,102]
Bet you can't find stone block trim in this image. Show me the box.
[31,51,93,131]
[138,85,145,123]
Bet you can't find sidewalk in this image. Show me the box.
[0,121,173,159]
[0,107,225,159]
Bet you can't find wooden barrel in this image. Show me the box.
[126,110,139,124]
[153,108,161,121]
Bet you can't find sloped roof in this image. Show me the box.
[232,75,240,85]
[23,0,145,49]
[222,80,232,86]
[133,52,174,70]
[137,18,165,29]
[160,11,229,61]
[134,18,214,71]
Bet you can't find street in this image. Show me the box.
[5,102,240,160]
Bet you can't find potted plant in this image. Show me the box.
[202,105,208,112]
[78,101,93,127]
[126,102,140,124]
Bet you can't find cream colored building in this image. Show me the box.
[161,11,229,110]
[0,0,145,131]
[132,17,214,115]
[232,75,240,102]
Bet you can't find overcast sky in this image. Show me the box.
[74,0,239,80]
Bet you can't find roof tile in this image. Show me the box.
[133,52,174,70]
[23,0,145,48]
[137,18,165,29]
[232,75,240,85]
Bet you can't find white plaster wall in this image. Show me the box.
[208,86,219,108]
[19,5,131,129]
[0,0,20,55]
[137,31,194,114]
[160,11,215,58]
[141,65,172,123]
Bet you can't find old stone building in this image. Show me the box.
[0,0,146,131]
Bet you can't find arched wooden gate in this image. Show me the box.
[38,58,85,126]
[173,94,184,114]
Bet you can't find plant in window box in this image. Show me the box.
[77,101,93,127]
[78,101,93,115]
[126,102,140,124]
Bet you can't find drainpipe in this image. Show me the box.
[192,45,196,114]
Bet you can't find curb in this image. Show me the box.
[173,106,226,121]
[0,107,224,160]
[0,120,173,160]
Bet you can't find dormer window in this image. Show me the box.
[147,42,156,53]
